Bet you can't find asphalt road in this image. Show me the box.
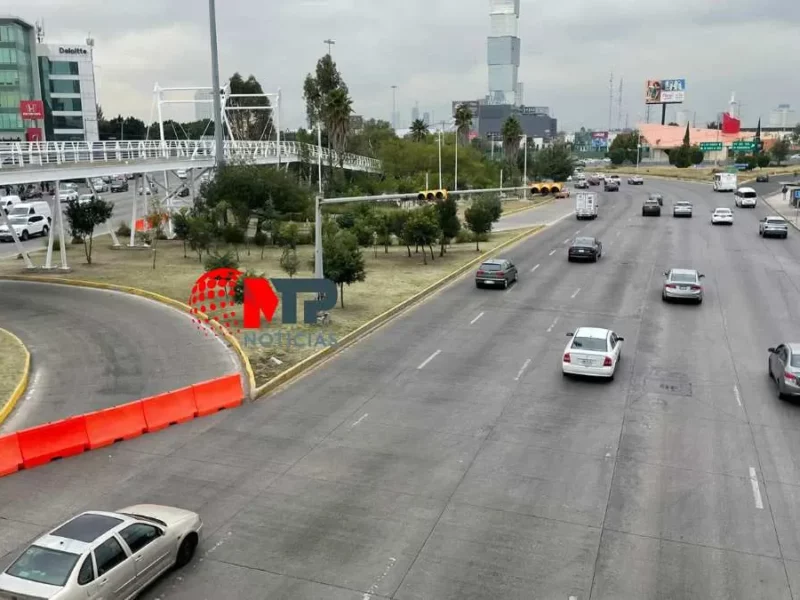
[0,282,241,432]
[3,180,800,598]
[0,172,190,260]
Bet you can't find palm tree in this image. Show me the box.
[409,118,429,142]
[323,88,353,169]
[453,104,473,145]
[501,116,523,163]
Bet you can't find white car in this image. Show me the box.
[78,194,99,205]
[0,505,202,600]
[711,208,734,225]
[176,169,188,179]
[138,187,153,195]
[92,180,108,193]
[627,175,644,185]
[734,187,758,207]
[0,213,49,241]
[562,327,624,380]
[59,189,79,202]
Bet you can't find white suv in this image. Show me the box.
[0,214,49,241]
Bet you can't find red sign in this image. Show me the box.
[26,128,42,142]
[20,100,44,120]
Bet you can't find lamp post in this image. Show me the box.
[522,134,528,185]
[391,85,397,130]
[437,126,443,189]
[324,39,335,55]
[208,0,224,168]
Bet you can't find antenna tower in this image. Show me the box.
[607,72,614,131]
[35,19,45,43]
[617,78,623,130]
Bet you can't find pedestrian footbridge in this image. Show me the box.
[0,139,382,186]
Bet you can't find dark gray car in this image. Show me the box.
[475,258,518,289]
[768,343,800,399]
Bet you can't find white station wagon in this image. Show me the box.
[0,505,202,600]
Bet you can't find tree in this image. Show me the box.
[403,206,440,264]
[221,223,246,260]
[253,230,268,259]
[792,124,800,145]
[707,121,720,130]
[303,54,348,129]
[373,211,392,253]
[771,139,790,165]
[668,122,680,127]
[409,119,429,142]
[435,196,460,256]
[453,104,473,145]
[464,197,496,252]
[279,248,300,278]
[227,73,274,141]
[96,104,104,123]
[321,230,366,308]
[172,208,191,258]
[757,153,771,168]
[532,143,576,181]
[146,198,168,269]
[187,215,215,262]
[323,87,354,169]
[65,198,114,264]
[608,131,639,163]
[690,145,704,166]
[347,119,396,157]
[609,148,626,165]
[390,210,412,257]
[501,116,523,164]
[279,221,300,249]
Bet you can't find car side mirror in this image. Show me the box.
[617,336,625,341]
[566,332,574,337]
[768,347,776,353]
[699,274,705,278]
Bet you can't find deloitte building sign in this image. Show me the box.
[58,47,89,55]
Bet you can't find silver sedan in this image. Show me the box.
[662,268,705,304]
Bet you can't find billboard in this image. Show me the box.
[591,131,609,149]
[26,127,42,142]
[19,100,44,120]
[645,79,685,104]
[452,100,480,117]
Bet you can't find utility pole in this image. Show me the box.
[608,72,614,132]
[324,39,335,55]
[208,0,224,168]
[391,85,398,129]
[617,78,623,131]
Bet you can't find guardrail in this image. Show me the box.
[0,140,382,173]
[0,372,244,477]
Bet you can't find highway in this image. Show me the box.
[2,179,800,598]
[0,282,241,432]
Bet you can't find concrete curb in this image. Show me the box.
[0,328,30,427]
[0,275,258,399]
[253,224,546,399]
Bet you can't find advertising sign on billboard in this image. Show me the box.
[19,100,44,120]
[25,127,42,142]
[645,79,686,104]
[591,131,609,149]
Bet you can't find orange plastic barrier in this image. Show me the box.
[135,218,147,232]
[141,385,198,432]
[191,374,244,417]
[84,401,147,450]
[0,433,23,476]
[16,416,89,469]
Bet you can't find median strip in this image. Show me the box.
[0,328,30,427]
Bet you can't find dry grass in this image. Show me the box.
[0,231,525,384]
[607,164,800,182]
[0,328,26,405]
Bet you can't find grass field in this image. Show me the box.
[0,328,26,407]
[606,164,800,182]
[0,229,529,384]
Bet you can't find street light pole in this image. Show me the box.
[522,135,528,185]
[208,0,224,168]
[324,39,335,55]
[391,85,397,130]
[438,126,443,189]
[454,132,458,191]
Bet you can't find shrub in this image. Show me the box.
[204,249,239,271]
[454,229,473,244]
[296,231,313,245]
[116,221,131,237]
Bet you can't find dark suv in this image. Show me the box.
[110,179,129,192]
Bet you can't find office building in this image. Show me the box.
[194,89,213,121]
[478,104,556,140]
[769,104,794,128]
[422,111,430,125]
[0,17,42,141]
[487,0,520,105]
[37,42,98,141]
[411,104,419,123]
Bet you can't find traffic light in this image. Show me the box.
[416,189,448,201]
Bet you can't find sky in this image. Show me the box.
[11,0,800,132]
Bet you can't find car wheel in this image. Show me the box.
[175,534,198,568]
[662,292,668,302]
[20,230,28,241]
[502,279,508,289]
[475,281,482,289]
[41,225,49,237]
[778,384,787,401]
[697,298,703,304]
[784,234,788,239]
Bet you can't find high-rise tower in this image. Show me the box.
[487,0,520,105]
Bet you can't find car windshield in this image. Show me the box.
[79,195,93,201]
[670,272,697,283]
[715,209,731,214]
[480,263,502,271]
[676,202,690,206]
[6,545,80,587]
[573,237,595,246]
[571,336,608,352]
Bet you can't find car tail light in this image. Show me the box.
[603,356,613,367]
[690,285,702,291]
[785,371,796,382]
[665,284,676,289]
[563,353,571,363]
[476,270,484,275]
[496,272,504,277]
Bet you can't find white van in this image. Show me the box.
[714,172,737,192]
[0,195,21,214]
[8,201,52,224]
[734,187,758,208]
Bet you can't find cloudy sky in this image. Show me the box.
[12,0,800,132]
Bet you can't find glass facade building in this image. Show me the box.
[487,0,521,106]
[0,18,39,140]
[38,43,98,141]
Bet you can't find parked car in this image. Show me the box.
[475,258,518,289]
[562,327,624,380]
[110,179,129,192]
[627,175,644,185]
[59,189,79,202]
[759,216,789,238]
[673,201,693,217]
[768,343,800,399]
[642,198,661,216]
[662,268,704,304]
[0,505,202,600]
[92,179,109,193]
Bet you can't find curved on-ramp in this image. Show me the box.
[0,281,241,433]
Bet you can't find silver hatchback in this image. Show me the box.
[662,268,705,304]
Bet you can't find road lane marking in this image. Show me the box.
[549,249,557,256]
[546,316,560,333]
[530,263,540,273]
[749,467,764,509]
[546,211,576,226]
[470,312,485,325]
[351,413,368,427]
[734,385,742,407]
[417,349,441,370]
[563,238,571,244]
[514,358,531,381]
[571,288,581,299]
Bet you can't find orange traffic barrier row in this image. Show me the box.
[0,373,244,478]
